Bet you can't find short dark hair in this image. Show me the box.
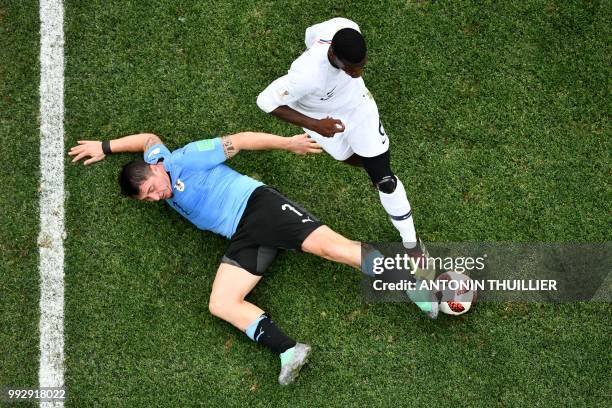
[118,160,152,198]
[331,28,367,64]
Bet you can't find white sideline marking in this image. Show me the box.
[39,0,65,407]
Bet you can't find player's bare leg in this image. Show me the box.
[342,153,363,168]
[302,220,438,318]
[301,225,361,268]
[209,263,264,330]
[209,263,311,385]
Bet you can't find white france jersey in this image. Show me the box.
[257,17,367,118]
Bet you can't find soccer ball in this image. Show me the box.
[436,271,477,316]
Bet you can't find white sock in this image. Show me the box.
[378,177,417,245]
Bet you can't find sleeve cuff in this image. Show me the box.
[256,92,280,113]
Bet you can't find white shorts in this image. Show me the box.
[300,91,390,161]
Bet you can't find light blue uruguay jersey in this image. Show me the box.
[144,138,264,238]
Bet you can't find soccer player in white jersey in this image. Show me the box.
[257,17,421,252]
[257,18,437,311]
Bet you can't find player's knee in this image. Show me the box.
[375,175,397,194]
[208,298,223,318]
[208,295,232,319]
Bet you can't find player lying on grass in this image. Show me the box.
[68,131,438,385]
[257,18,437,292]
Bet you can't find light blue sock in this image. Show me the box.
[245,314,266,341]
[361,249,385,277]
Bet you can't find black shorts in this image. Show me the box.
[222,186,323,276]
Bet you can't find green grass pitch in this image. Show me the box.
[1,0,610,406]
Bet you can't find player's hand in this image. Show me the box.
[315,117,345,137]
[288,133,322,155]
[68,140,106,165]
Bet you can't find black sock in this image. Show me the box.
[252,314,296,354]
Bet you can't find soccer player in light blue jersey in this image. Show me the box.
[69,130,439,385]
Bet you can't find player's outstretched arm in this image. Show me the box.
[68,133,162,165]
[228,132,322,156]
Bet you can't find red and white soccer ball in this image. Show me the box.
[436,271,477,316]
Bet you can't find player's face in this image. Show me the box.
[328,48,367,78]
[343,62,365,78]
[138,165,173,201]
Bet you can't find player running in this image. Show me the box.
[69,131,439,386]
[257,18,437,300]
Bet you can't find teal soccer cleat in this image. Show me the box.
[278,343,312,385]
[405,238,440,319]
[407,281,440,319]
